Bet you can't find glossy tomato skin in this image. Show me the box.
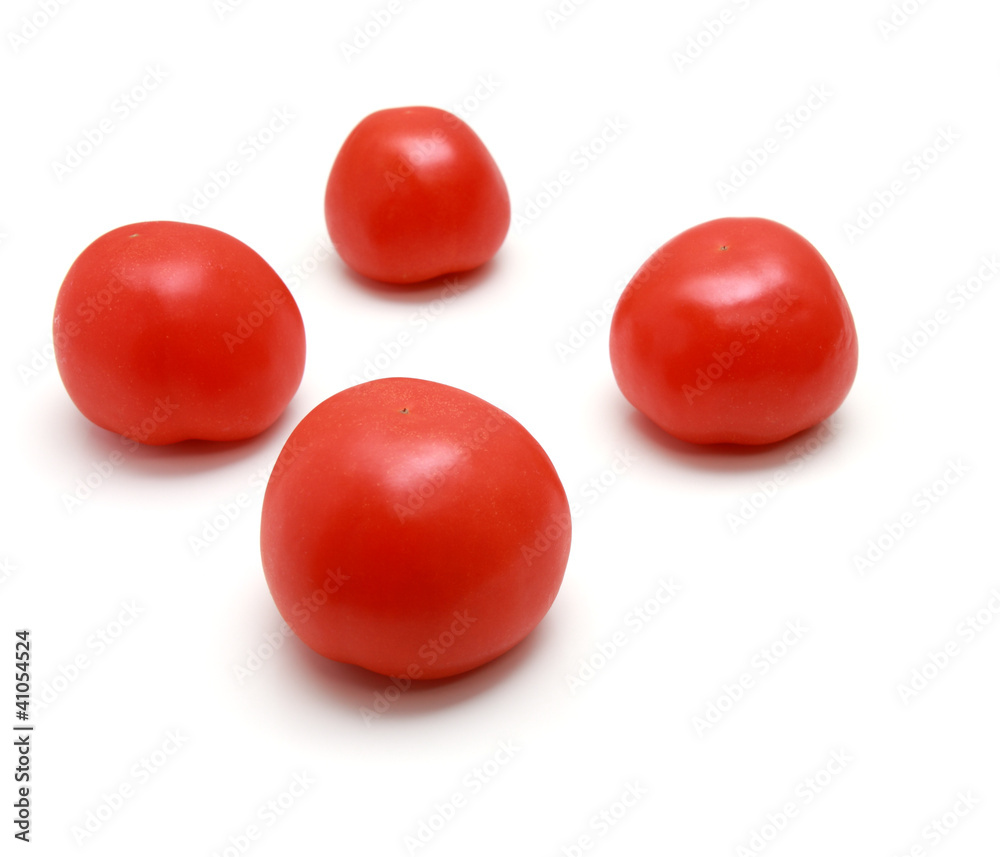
[610,217,858,445]
[260,378,571,680]
[324,106,510,284]
[53,221,306,444]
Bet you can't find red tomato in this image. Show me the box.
[260,377,571,680]
[610,217,858,445]
[324,106,510,284]
[53,221,306,445]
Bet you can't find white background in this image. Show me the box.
[2,0,999,854]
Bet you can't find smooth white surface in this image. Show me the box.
[2,0,999,854]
